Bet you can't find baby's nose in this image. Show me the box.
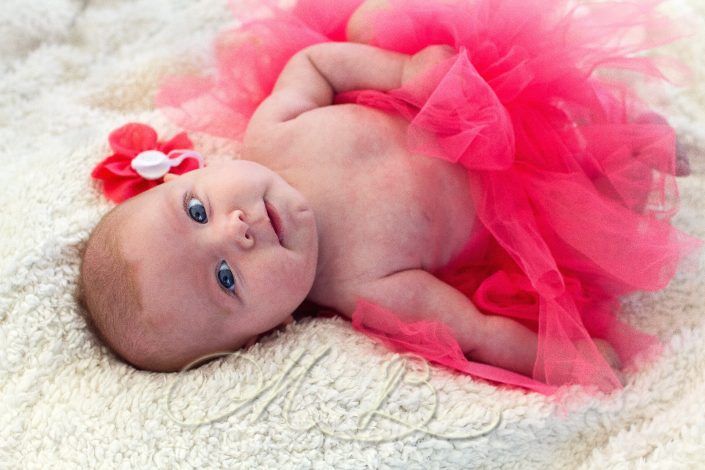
[230,209,255,249]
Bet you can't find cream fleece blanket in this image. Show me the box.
[1,0,703,468]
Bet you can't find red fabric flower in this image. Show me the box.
[91,122,201,203]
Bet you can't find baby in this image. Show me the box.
[79,0,624,378]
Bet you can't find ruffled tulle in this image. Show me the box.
[156,0,702,395]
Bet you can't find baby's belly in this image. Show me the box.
[363,149,474,271]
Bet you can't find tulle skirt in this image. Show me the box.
[156,0,702,395]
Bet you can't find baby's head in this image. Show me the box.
[78,160,319,371]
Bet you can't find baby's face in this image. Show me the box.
[119,160,319,366]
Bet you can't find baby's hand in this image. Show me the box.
[583,338,626,386]
[593,339,621,369]
[401,45,456,85]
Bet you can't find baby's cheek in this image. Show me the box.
[278,258,307,289]
[250,256,301,294]
[274,256,312,299]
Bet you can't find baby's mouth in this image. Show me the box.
[264,200,284,244]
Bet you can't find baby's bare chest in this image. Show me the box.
[249,105,475,298]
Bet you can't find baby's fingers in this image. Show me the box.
[402,45,456,84]
[577,338,626,386]
[593,339,627,386]
[593,339,622,370]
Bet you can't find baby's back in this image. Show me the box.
[244,103,475,315]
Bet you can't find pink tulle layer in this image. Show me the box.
[156,0,702,395]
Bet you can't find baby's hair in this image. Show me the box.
[76,204,144,367]
[77,201,208,372]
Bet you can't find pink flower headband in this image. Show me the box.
[91,122,204,203]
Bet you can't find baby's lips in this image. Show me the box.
[264,200,285,244]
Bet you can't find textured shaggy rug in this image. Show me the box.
[1,0,704,468]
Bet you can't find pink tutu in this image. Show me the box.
[157,0,702,395]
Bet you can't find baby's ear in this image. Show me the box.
[163,173,179,183]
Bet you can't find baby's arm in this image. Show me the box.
[346,269,540,377]
[247,43,408,132]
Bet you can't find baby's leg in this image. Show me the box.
[347,0,457,43]
[346,0,390,44]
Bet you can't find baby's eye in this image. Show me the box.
[217,261,236,292]
[187,197,208,224]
